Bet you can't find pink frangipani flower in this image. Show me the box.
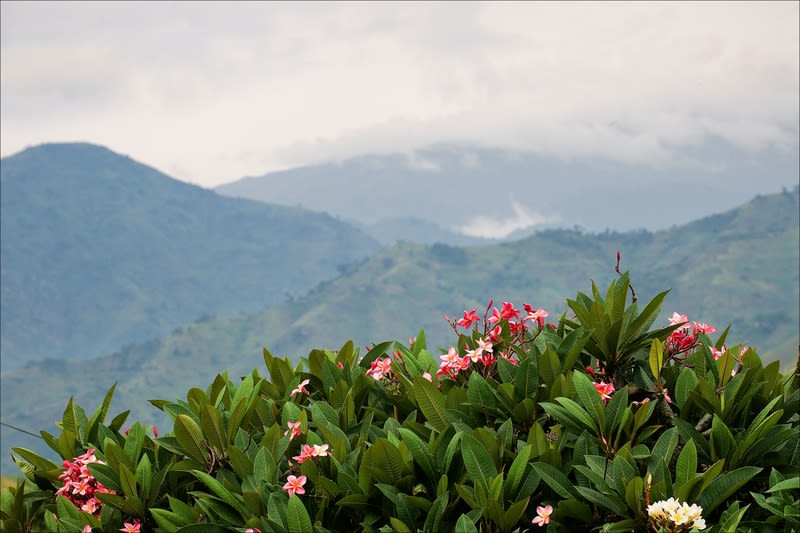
[282,474,307,497]
[290,379,310,397]
[366,358,392,380]
[119,520,141,533]
[284,421,303,441]
[457,309,480,328]
[668,312,688,326]
[532,504,553,526]
[593,381,615,403]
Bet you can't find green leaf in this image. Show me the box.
[767,477,800,493]
[675,439,698,487]
[174,414,208,466]
[710,415,736,463]
[200,404,227,453]
[461,434,497,492]
[423,492,448,533]
[466,372,498,412]
[286,494,313,533]
[697,466,762,515]
[574,487,628,517]
[454,513,478,533]
[85,383,117,443]
[648,339,664,382]
[717,501,749,533]
[542,399,597,434]
[573,370,602,423]
[532,462,579,499]
[398,428,437,483]
[647,427,678,473]
[191,470,249,517]
[514,357,539,399]
[413,376,450,433]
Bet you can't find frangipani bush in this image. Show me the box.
[2,271,798,533]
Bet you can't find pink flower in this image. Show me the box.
[509,320,526,335]
[81,497,101,514]
[76,449,98,464]
[366,358,392,380]
[311,444,329,457]
[337,361,344,369]
[119,520,141,533]
[524,308,550,328]
[284,421,303,441]
[83,525,93,533]
[422,372,433,382]
[73,478,92,496]
[593,381,615,403]
[440,347,460,366]
[457,308,480,328]
[663,388,673,404]
[290,379,310,397]
[292,444,314,464]
[668,312,689,326]
[245,529,263,533]
[152,426,159,439]
[488,307,502,325]
[532,504,553,526]
[489,325,502,342]
[499,301,520,320]
[692,322,716,335]
[282,474,307,497]
[710,346,726,360]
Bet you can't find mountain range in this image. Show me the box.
[0,142,797,477]
[1,143,380,371]
[215,140,799,243]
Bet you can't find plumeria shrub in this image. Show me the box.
[2,272,799,533]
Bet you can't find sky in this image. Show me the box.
[1,1,798,189]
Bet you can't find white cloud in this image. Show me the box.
[457,200,560,239]
[1,1,797,187]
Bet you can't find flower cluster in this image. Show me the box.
[665,312,716,358]
[292,443,330,464]
[647,498,706,532]
[452,301,551,337]
[55,448,115,517]
[366,357,392,380]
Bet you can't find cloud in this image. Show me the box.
[457,200,560,239]
[1,1,797,187]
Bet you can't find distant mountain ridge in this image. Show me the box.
[0,143,380,370]
[215,141,799,243]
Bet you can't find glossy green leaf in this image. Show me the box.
[286,494,313,533]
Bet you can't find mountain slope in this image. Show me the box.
[0,143,380,370]
[2,188,796,477]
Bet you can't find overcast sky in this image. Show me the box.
[1,1,798,188]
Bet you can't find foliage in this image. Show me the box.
[3,273,798,532]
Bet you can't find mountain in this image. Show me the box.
[215,141,799,243]
[2,187,796,476]
[0,143,380,371]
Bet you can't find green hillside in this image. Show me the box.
[1,187,796,477]
[0,143,380,370]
